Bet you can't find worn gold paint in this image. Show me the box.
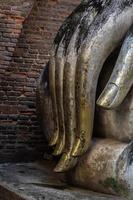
[54,60,77,171]
[72,55,93,156]
[53,53,65,155]
[49,55,59,146]
[54,152,77,172]
[72,98,92,156]
[45,0,133,172]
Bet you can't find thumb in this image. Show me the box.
[97,26,133,109]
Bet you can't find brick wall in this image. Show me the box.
[0,0,80,162]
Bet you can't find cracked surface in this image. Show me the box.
[37,0,133,172]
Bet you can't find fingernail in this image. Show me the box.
[71,138,82,156]
[54,153,69,172]
[53,141,65,156]
[49,131,58,146]
[53,149,62,156]
[54,153,77,172]
[96,83,119,109]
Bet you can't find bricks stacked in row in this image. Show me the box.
[0,0,34,161]
[0,0,80,162]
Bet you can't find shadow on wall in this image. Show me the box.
[0,0,80,162]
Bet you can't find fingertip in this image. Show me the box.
[71,138,82,157]
[71,138,90,157]
[53,138,65,156]
[96,83,119,109]
[54,153,77,172]
[54,153,69,172]
[49,131,59,146]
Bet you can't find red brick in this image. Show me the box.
[0,0,80,162]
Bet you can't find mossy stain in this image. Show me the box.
[99,177,128,197]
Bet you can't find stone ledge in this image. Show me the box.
[0,161,125,200]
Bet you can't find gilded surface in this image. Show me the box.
[37,0,133,195]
